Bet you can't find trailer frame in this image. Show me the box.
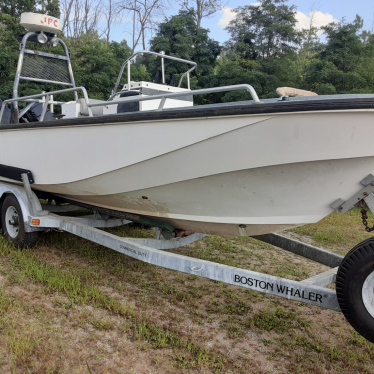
[0,174,346,313]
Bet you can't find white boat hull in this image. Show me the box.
[1,108,374,236]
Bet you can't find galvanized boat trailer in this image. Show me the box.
[1,173,374,343]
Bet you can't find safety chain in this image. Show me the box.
[360,200,374,232]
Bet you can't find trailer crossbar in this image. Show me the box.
[253,233,343,268]
[301,267,338,287]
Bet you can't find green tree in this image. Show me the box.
[0,0,36,17]
[303,16,374,94]
[203,54,281,102]
[179,0,224,28]
[320,15,365,73]
[221,0,302,97]
[225,0,301,61]
[0,0,59,18]
[288,21,322,89]
[69,35,150,99]
[0,12,26,99]
[148,11,221,88]
[110,40,132,61]
[40,0,60,18]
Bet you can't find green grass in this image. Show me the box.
[247,307,311,333]
[0,211,374,372]
[0,235,244,372]
[290,207,374,252]
[90,318,114,330]
[4,247,131,316]
[127,319,228,370]
[0,285,53,371]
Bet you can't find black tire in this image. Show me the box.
[336,237,374,343]
[1,194,39,249]
[0,197,3,233]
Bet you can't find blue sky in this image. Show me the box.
[200,0,374,44]
[109,0,374,46]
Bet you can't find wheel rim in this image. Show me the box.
[362,271,374,318]
[5,205,20,239]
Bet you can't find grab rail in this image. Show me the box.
[0,84,261,124]
[111,50,197,97]
[95,84,261,111]
[0,86,92,124]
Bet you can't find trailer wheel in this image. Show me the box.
[336,237,374,343]
[1,194,38,248]
[0,197,3,233]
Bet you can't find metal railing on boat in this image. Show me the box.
[92,84,262,112]
[0,84,261,123]
[0,86,93,123]
[111,50,198,96]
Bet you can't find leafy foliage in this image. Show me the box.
[0,0,36,17]
[0,0,373,104]
[70,37,150,99]
[225,0,301,61]
[148,11,221,89]
[0,0,60,18]
[202,0,303,102]
[302,15,374,94]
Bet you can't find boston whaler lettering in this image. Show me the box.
[1,13,374,344]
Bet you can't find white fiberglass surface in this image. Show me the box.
[41,111,374,199]
[0,110,373,189]
[0,115,271,184]
[46,156,374,227]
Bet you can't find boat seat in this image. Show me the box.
[117,90,139,113]
[25,103,55,122]
[276,87,318,97]
[79,92,141,116]
[0,100,11,124]
[78,98,108,116]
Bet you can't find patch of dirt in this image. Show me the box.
[0,280,177,373]
[0,226,373,373]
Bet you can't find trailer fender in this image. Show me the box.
[0,182,41,232]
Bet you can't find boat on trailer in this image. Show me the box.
[1,13,374,237]
[2,13,374,344]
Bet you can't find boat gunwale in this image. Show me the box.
[0,97,374,131]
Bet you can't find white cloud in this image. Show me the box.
[295,11,337,34]
[218,6,237,27]
[218,4,261,27]
[218,7,337,34]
